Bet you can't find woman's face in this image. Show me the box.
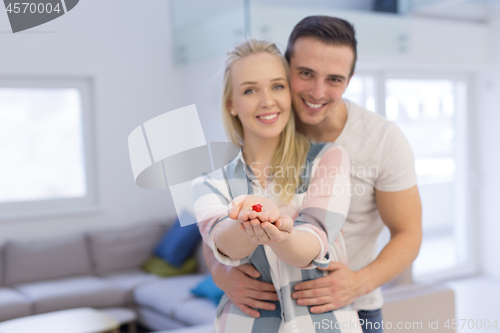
[228,52,291,143]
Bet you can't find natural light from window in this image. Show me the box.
[0,88,87,203]
[385,78,469,278]
[345,74,471,280]
[344,75,377,112]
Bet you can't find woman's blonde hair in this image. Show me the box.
[222,39,310,204]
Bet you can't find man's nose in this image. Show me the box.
[309,79,326,101]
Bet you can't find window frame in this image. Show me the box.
[0,77,99,221]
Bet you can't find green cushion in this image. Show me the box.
[142,256,197,277]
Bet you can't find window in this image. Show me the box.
[344,75,377,112]
[385,79,459,185]
[345,73,474,281]
[385,77,471,279]
[0,78,97,220]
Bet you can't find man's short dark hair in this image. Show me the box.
[285,16,357,77]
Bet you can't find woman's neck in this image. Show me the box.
[242,134,279,178]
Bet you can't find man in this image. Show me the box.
[204,16,422,333]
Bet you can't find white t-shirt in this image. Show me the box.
[334,100,417,310]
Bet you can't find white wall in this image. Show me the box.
[359,16,490,70]
[476,13,500,279]
[0,0,188,241]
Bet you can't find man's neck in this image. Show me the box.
[299,100,348,143]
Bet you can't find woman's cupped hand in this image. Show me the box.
[228,195,293,244]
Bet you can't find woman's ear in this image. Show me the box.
[226,100,236,116]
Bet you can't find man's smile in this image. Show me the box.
[301,98,328,112]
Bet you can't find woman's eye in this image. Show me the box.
[273,85,285,90]
[244,89,255,95]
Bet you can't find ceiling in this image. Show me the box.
[249,0,500,22]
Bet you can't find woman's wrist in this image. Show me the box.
[214,219,258,260]
[268,230,320,267]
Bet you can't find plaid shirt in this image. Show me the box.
[191,142,362,333]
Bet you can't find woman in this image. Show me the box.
[191,39,360,333]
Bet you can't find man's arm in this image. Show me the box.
[203,242,279,318]
[361,186,422,290]
[292,186,422,312]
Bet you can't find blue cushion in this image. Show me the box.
[191,275,224,305]
[154,212,201,268]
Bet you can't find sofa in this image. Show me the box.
[0,221,216,331]
[0,221,457,333]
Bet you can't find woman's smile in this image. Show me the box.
[256,112,281,124]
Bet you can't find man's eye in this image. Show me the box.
[301,71,311,77]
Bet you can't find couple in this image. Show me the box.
[192,15,422,333]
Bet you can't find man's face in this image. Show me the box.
[289,37,354,126]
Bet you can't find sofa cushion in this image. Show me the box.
[154,217,201,268]
[4,234,92,286]
[172,298,216,326]
[135,306,187,331]
[14,275,127,314]
[134,274,206,317]
[103,269,159,292]
[0,288,32,321]
[142,256,198,277]
[87,223,165,275]
[102,269,159,305]
[191,275,223,305]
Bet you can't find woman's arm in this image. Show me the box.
[192,173,256,265]
[268,228,321,268]
[213,217,258,260]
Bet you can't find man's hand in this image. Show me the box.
[291,262,369,313]
[212,263,279,318]
[292,187,422,313]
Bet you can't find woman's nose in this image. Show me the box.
[260,89,276,108]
